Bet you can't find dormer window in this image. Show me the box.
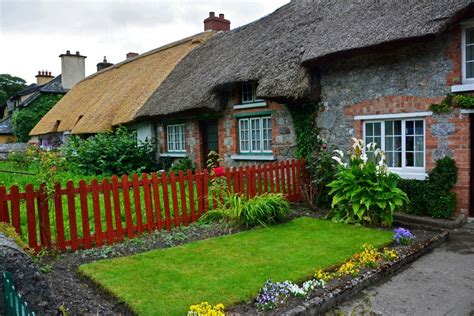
[241,82,264,104]
[234,82,267,109]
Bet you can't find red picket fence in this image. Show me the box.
[0,160,304,252]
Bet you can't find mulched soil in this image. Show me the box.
[227,229,440,315]
[35,204,320,315]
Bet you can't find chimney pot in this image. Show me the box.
[66,50,70,55]
[76,51,80,55]
[204,11,230,32]
[38,71,41,75]
[126,52,139,59]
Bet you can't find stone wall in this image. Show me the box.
[0,143,28,160]
[0,233,57,314]
[314,29,470,215]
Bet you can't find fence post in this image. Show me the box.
[151,173,163,230]
[187,170,196,223]
[111,175,124,241]
[102,179,115,244]
[121,175,134,238]
[178,171,189,226]
[10,186,21,235]
[53,183,66,250]
[142,173,155,232]
[79,180,92,249]
[161,172,172,230]
[25,184,37,250]
[37,185,51,249]
[0,186,9,223]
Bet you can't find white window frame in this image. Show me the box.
[362,118,426,180]
[238,116,272,154]
[462,21,474,84]
[166,123,186,153]
[241,82,265,104]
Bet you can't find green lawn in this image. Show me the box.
[79,217,392,315]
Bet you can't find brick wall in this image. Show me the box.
[315,28,470,216]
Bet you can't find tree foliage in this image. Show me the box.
[11,94,62,142]
[0,73,27,106]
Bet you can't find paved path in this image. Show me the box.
[330,222,474,316]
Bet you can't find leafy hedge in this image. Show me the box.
[12,94,63,142]
[62,126,157,175]
[398,157,457,219]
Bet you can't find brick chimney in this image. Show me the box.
[204,12,230,32]
[126,52,139,59]
[59,50,86,89]
[96,56,113,72]
[35,70,54,85]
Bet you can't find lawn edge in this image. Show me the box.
[283,230,449,316]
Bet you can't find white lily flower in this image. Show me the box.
[332,156,343,165]
[361,153,368,164]
[334,150,344,158]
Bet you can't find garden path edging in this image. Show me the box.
[283,230,448,316]
[394,212,466,229]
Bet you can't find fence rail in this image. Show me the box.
[0,160,303,252]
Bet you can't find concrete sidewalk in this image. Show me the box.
[330,223,474,316]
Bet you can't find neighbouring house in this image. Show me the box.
[29,27,215,146]
[2,50,86,146]
[135,1,474,217]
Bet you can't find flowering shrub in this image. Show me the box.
[256,279,324,310]
[212,166,224,177]
[187,302,225,316]
[328,138,408,226]
[393,227,415,245]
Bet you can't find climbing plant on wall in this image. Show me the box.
[287,100,337,209]
[11,94,62,142]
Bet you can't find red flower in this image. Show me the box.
[213,166,224,177]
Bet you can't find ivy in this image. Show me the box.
[430,93,474,113]
[455,94,474,109]
[11,94,63,142]
[286,100,320,160]
[287,101,337,209]
[430,94,453,113]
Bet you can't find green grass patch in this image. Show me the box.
[79,217,392,315]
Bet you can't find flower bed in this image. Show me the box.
[228,228,447,315]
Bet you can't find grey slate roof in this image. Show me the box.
[136,0,473,119]
[0,117,13,135]
[14,75,66,108]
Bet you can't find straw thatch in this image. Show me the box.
[30,31,214,136]
[136,0,473,119]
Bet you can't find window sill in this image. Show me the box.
[233,101,267,110]
[231,154,275,161]
[451,83,474,93]
[160,152,187,158]
[390,170,427,180]
[461,109,474,114]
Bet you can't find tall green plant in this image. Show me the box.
[62,126,157,175]
[328,138,408,226]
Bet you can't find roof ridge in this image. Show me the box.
[82,31,214,81]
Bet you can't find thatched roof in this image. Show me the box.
[136,0,473,119]
[30,31,213,136]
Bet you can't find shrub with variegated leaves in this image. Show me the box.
[327,138,408,226]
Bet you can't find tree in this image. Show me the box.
[0,74,28,106]
[12,94,62,142]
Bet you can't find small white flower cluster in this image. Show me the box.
[286,279,325,298]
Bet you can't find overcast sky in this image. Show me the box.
[0,0,289,84]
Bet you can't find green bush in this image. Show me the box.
[398,157,457,219]
[168,157,195,175]
[62,126,157,175]
[7,150,32,170]
[200,193,290,228]
[328,139,408,226]
[12,94,62,142]
[455,94,474,109]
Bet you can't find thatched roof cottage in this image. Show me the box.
[135,0,474,217]
[30,30,215,144]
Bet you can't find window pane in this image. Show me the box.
[406,121,414,135]
[394,136,402,151]
[406,136,414,151]
[242,83,254,103]
[467,27,474,44]
[374,123,381,137]
[386,137,393,151]
[415,121,423,135]
[467,45,474,61]
[415,152,424,167]
[406,152,414,167]
[366,123,373,136]
[373,136,381,149]
[415,136,423,151]
[386,152,393,167]
[393,151,402,168]
[394,120,401,135]
[385,121,393,135]
[467,61,474,79]
[239,119,249,152]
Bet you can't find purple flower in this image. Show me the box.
[393,227,415,245]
